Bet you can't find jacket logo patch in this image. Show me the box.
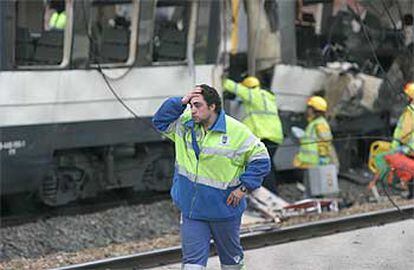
[220,135,229,145]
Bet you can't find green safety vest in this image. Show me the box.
[297,116,334,166]
[165,110,269,189]
[391,104,414,153]
[49,11,66,30]
[223,79,284,144]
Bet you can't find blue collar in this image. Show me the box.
[184,110,227,133]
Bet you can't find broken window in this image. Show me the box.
[15,0,67,66]
[89,0,135,64]
[152,0,190,63]
[194,1,220,64]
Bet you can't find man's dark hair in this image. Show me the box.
[198,84,222,113]
[50,0,65,13]
[403,14,413,26]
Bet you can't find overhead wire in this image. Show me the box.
[83,1,414,166]
[336,2,413,211]
[352,2,409,103]
[380,0,413,57]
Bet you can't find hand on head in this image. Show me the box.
[181,87,202,105]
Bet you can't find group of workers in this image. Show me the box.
[223,76,338,178]
[152,78,413,270]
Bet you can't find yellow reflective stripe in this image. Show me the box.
[183,263,206,270]
[201,134,258,157]
[245,110,278,116]
[260,91,267,111]
[176,126,185,137]
[300,149,319,154]
[297,120,320,165]
[185,141,194,150]
[200,145,268,163]
[165,120,179,134]
[221,262,245,270]
[238,134,259,152]
[202,147,236,159]
[247,151,269,163]
[317,131,331,137]
[176,164,241,190]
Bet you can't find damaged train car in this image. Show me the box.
[0,0,222,207]
[0,0,412,207]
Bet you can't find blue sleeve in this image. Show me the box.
[239,158,271,191]
[152,97,186,133]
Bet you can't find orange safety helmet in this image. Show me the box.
[241,76,260,88]
[404,82,414,99]
[307,96,328,112]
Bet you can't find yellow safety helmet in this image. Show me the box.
[241,76,260,88]
[404,82,414,99]
[307,96,328,112]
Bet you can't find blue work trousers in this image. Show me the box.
[181,215,245,270]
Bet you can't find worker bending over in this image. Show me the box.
[293,96,338,169]
[390,82,414,198]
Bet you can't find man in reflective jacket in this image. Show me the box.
[293,96,338,169]
[391,82,414,198]
[223,76,283,193]
[46,0,66,30]
[153,84,270,270]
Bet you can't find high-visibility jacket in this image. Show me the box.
[153,97,270,221]
[294,116,337,168]
[391,104,414,156]
[49,11,66,30]
[223,79,284,144]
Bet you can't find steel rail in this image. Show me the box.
[53,205,413,270]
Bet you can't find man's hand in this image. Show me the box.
[226,187,246,207]
[181,88,202,105]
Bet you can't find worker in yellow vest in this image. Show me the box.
[47,0,66,30]
[223,76,284,193]
[49,11,66,30]
[391,82,414,156]
[391,82,414,198]
[293,96,338,169]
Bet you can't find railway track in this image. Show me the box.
[1,192,170,228]
[52,205,414,270]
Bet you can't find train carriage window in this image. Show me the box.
[152,0,190,63]
[89,0,138,65]
[194,1,220,64]
[14,0,71,67]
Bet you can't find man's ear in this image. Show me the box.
[209,104,216,112]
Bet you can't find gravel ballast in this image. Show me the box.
[0,200,180,260]
[0,179,412,270]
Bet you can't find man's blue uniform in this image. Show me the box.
[153,97,270,269]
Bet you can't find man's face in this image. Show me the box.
[306,106,315,121]
[190,95,216,124]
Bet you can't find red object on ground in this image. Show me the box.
[384,153,414,182]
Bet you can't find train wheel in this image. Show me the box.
[39,167,85,206]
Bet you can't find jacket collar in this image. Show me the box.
[184,110,227,133]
